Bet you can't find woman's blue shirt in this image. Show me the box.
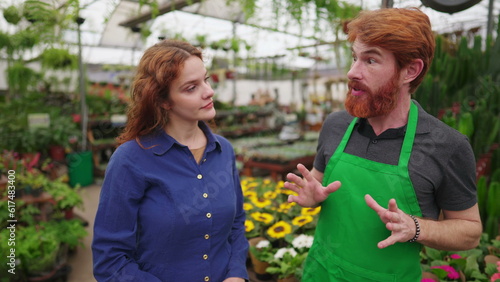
[92,122,249,281]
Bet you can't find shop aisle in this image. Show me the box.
[66,183,275,282]
[67,183,100,282]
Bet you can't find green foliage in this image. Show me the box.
[6,62,40,97]
[0,92,81,154]
[477,176,500,239]
[41,48,77,70]
[44,178,83,210]
[266,251,308,279]
[420,234,500,282]
[3,5,22,25]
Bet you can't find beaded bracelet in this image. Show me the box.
[407,215,420,243]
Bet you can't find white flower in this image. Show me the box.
[292,234,314,249]
[256,240,271,249]
[274,247,297,259]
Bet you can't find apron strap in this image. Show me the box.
[398,101,418,168]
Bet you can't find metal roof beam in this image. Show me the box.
[119,0,202,28]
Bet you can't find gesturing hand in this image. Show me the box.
[364,194,417,248]
[284,163,341,207]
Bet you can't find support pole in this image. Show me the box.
[487,0,495,39]
[76,16,87,152]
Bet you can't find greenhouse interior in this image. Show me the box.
[1,0,500,281]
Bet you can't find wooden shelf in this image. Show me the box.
[240,155,315,181]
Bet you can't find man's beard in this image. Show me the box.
[344,73,400,118]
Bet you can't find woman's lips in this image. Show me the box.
[201,102,213,109]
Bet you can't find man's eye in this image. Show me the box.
[368,58,376,64]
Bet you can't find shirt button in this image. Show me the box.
[206,213,212,218]
[197,174,203,179]
[203,159,207,162]
[203,193,208,198]
[204,234,210,239]
[372,139,378,144]
[203,254,208,260]
[204,276,210,281]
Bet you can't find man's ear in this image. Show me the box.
[404,59,424,84]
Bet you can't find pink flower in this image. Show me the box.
[491,273,500,282]
[450,254,462,259]
[431,265,460,280]
[421,279,436,282]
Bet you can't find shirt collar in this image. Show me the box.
[348,100,431,138]
[138,121,222,156]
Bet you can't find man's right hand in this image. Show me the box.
[284,163,341,207]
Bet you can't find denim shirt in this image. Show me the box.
[92,122,249,281]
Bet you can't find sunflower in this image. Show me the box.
[243,203,254,211]
[275,180,285,190]
[301,206,321,216]
[263,190,278,199]
[292,215,313,227]
[245,219,255,232]
[279,187,298,196]
[243,190,257,199]
[277,202,296,213]
[267,221,292,239]
[250,197,272,208]
[250,212,274,224]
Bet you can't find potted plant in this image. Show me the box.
[44,178,83,219]
[265,247,307,281]
[248,237,274,280]
[17,170,48,197]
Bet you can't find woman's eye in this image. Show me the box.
[187,85,196,92]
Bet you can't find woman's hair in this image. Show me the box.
[117,39,203,145]
[347,8,435,93]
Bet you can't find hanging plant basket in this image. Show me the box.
[41,48,77,70]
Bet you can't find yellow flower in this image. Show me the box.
[277,202,296,212]
[267,221,292,239]
[263,190,278,199]
[244,190,257,199]
[263,179,272,185]
[248,181,258,188]
[251,197,272,208]
[275,180,285,190]
[250,212,274,224]
[245,220,255,232]
[292,215,313,227]
[279,187,298,196]
[243,203,254,211]
[301,206,321,216]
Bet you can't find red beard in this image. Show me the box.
[344,73,400,118]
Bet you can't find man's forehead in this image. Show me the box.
[351,40,386,56]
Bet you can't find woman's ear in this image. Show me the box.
[161,102,171,111]
[404,59,424,84]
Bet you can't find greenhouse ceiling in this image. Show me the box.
[0,0,498,68]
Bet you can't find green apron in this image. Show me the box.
[302,102,422,282]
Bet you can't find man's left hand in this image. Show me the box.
[364,194,417,248]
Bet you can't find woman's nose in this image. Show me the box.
[204,83,215,99]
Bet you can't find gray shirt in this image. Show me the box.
[314,101,477,219]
